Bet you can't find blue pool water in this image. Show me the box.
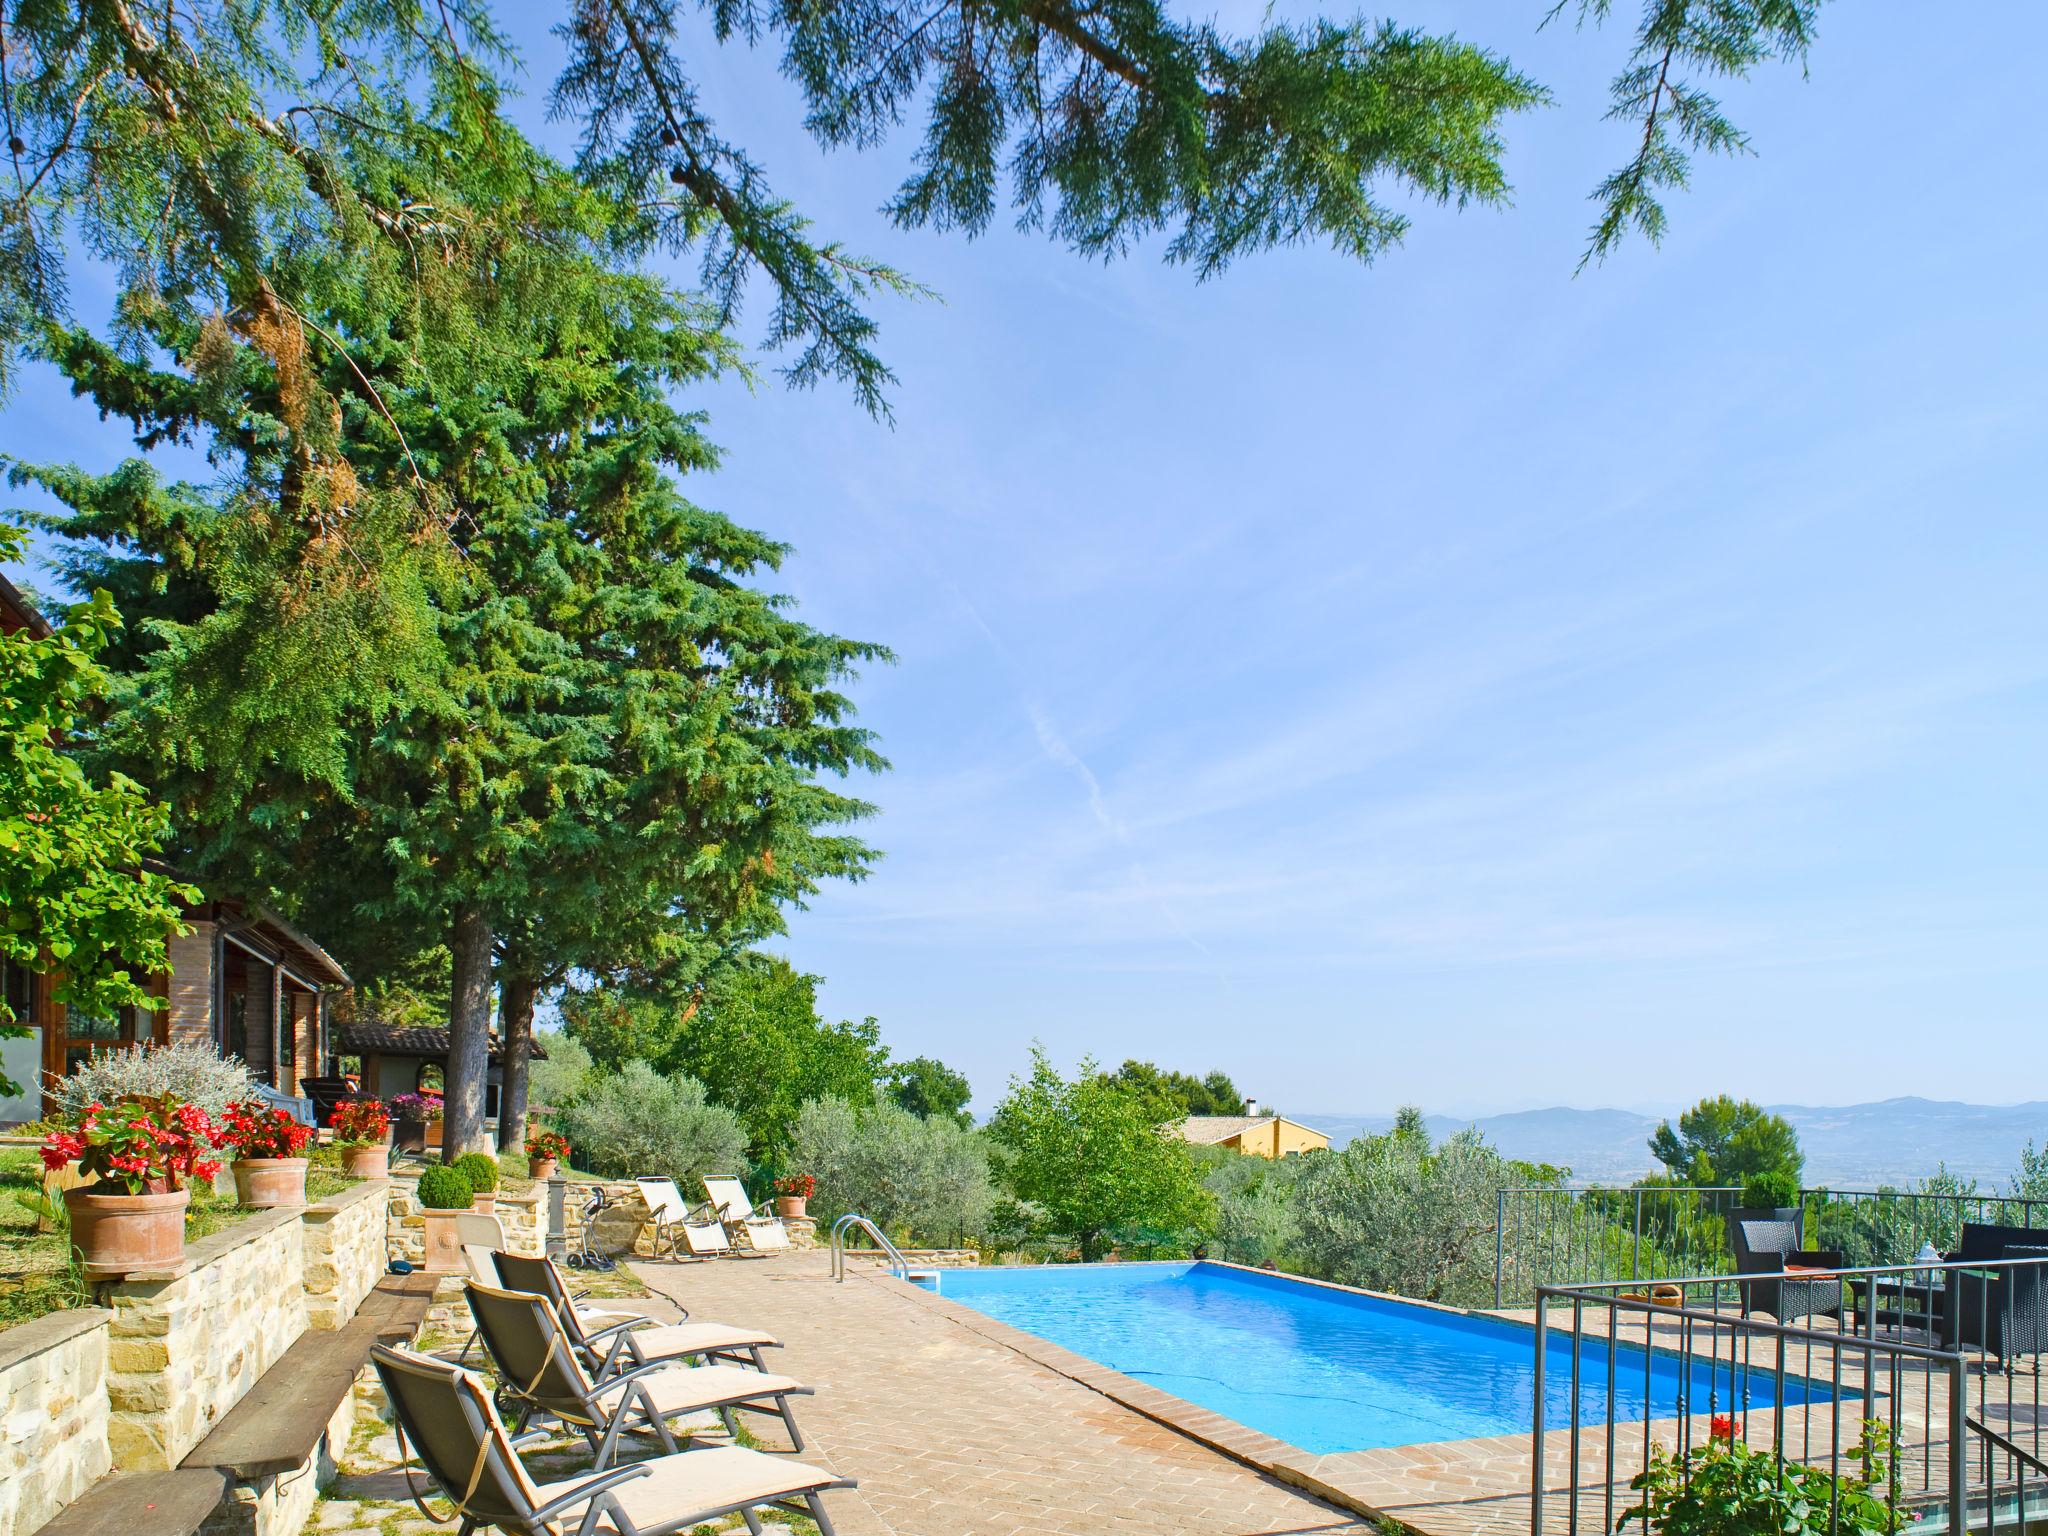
[925,1262,1826,1454]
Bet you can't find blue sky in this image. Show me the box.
[7,6,2046,1119]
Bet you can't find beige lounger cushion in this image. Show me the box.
[604,1363,806,1418]
[533,1446,841,1533]
[625,1320,779,1357]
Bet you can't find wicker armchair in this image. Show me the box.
[1733,1218,1845,1326]
[1944,1225,2048,1366]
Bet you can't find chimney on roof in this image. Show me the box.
[1243,1097,1261,1117]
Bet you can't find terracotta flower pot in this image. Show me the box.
[528,1157,558,1181]
[775,1195,808,1221]
[233,1157,310,1208]
[423,1118,444,1151]
[65,1186,190,1277]
[472,1190,497,1213]
[341,1144,391,1180]
[420,1205,473,1274]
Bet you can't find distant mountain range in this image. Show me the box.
[1296,1098,2048,1188]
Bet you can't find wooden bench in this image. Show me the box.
[26,1470,227,1536]
[181,1270,438,1479]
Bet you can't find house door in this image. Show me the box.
[48,1003,141,1081]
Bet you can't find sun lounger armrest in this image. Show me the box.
[580,1317,649,1343]
[508,1429,554,1449]
[527,1464,653,1522]
[587,1361,676,1399]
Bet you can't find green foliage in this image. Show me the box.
[1620,1419,1902,1536]
[1741,1168,1801,1210]
[1108,1061,1245,1119]
[453,1151,500,1193]
[553,1062,748,1182]
[0,520,195,1094]
[988,1047,1211,1261]
[1198,1146,1306,1266]
[565,957,891,1171]
[887,1057,975,1127]
[1558,1,1826,269]
[2011,1142,2048,1202]
[791,1093,995,1245]
[416,1165,474,1211]
[528,1032,593,1116]
[1649,1095,1803,1187]
[1293,1125,1549,1305]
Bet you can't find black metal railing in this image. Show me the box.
[1497,1187,2048,1308]
[1531,1255,2048,1536]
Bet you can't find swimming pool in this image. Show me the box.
[922,1261,1826,1454]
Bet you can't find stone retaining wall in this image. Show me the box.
[103,1207,309,1469]
[302,1181,388,1330]
[0,1308,113,1536]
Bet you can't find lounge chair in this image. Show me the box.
[1733,1218,1845,1326]
[494,1251,782,1374]
[463,1282,815,1463]
[634,1177,733,1260]
[370,1343,856,1536]
[701,1175,790,1255]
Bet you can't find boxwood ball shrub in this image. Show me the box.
[453,1151,500,1193]
[416,1165,474,1210]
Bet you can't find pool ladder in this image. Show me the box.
[830,1213,937,1285]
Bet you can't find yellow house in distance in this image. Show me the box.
[1174,1111,1331,1159]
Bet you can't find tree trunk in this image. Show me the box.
[496,966,537,1154]
[443,906,494,1161]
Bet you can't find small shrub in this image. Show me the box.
[793,1093,995,1244]
[54,1039,254,1121]
[453,1151,499,1192]
[1742,1169,1801,1209]
[1621,1418,1902,1536]
[554,1062,746,1181]
[416,1165,473,1210]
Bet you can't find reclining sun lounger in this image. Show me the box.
[494,1251,782,1374]
[634,1176,733,1260]
[371,1342,856,1536]
[701,1174,791,1256]
[465,1282,815,1463]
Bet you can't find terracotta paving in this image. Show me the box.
[632,1251,1379,1536]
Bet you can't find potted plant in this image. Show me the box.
[218,1099,315,1207]
[453,1151,500,1212]
[525,1129,570,1181]
[415,1164,474,1273]
[40,1094,222,1276]
[774,1173,816,1221]
[389,1091,440,1153]
[332,1098,392,1179]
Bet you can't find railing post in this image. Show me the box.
[1497,1189,1508,1309]
[1633,1188,1644,1281]
[1948,1353,1969,1536]
[1532,1290,1548,1536]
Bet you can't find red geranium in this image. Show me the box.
[331,1098,391,1147]
[525,1128,571,1161]
[1710,1413,1741,1441]
[40,1093,222,1194]
[217,1100,315,1159]
[774,1173,817,1199]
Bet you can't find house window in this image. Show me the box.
[59,1006,136,1077]
[225,991,248,1062]
[2,960,37,1024]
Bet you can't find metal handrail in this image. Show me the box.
[830,1212,913,1282]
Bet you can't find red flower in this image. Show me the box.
[1710,1414,1740,1441]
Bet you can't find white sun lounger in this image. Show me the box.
[701,1174,791,1255]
